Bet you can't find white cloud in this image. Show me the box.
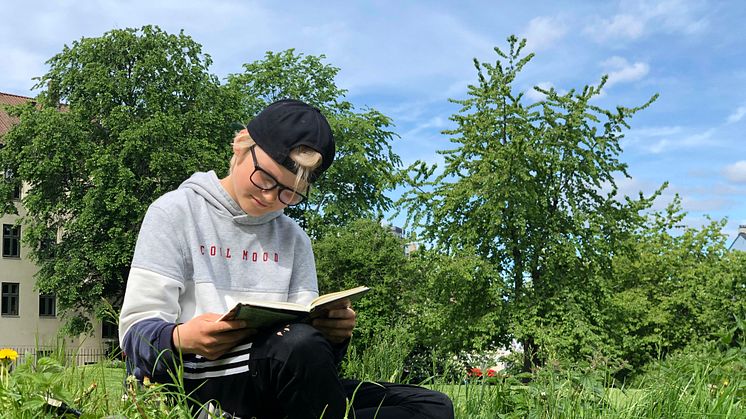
[524,82,554,102]
[585,14,645,41]
[624,125,716,154]
[584,0,709,43]
[723,161,746,183]
[647,129,714,154]
[521,16,568,52]
[601,56,650,88]
[645,182,734,222]
[727,105,746,124]
[402,116,448,138]
[613,175,649,198]
[680,196,729,212]
[630,126,684,137]
[330,10,495,96]
[642,0,709,35]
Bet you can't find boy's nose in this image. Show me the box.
[261,188,279,203]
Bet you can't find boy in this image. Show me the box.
[119,99,453,418]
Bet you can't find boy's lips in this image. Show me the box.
[252,196,269,207]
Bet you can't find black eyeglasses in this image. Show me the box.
[248,145,308,206]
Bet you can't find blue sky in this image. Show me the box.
[2,0,745,241]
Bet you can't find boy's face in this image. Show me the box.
[228,141,308,217]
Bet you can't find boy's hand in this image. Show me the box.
[312,299,356,344]
[172,312,257,360]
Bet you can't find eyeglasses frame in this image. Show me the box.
[247,145,308,206]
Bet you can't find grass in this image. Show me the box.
[1,341,744,418]
[1,362,744,418]
[79,363,127,406]
[87,371,746,418]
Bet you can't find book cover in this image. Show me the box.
[218,286,370,329]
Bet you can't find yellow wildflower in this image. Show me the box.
[0,348,18,361]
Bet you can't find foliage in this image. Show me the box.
[0,357,75,417]
[0,356,196,418]
[1,345,744,417]
[225,50,406,237]
[398,35,661,371]
[624,340,746,418]
[313,218,420,350]
[314,218,508,360]
[0,25,240,333]
[606,198,746,371]
[341,323,414,384]
[432,343,746,418]
[408,248,508,355]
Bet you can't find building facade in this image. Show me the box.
[729,225,746,252]
[1,92,113,363]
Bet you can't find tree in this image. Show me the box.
[225,50,405,237]
[399,36,661,371]
[408,247,507,355]
[313,218,509,362]
[0,26,240,334]
[606,198,746,372]
[313,219,420,350]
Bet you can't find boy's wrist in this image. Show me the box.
[165,323,181,353]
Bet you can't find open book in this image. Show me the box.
[217,286,370,329]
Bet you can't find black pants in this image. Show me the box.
[184,323,453,419]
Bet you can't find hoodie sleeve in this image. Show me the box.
[119,203,186,382]
[122,317,179,382]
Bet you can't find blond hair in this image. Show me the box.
[230,130,322,191]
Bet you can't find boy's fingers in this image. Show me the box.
[323,298,351,311]
[313,317,355,329]
[326,307,355,319]
[211,319,250,333]
[221,328,255,342]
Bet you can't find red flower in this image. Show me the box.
[487,369,497,377]
[467,367,483,377]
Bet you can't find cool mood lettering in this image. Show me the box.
[199,245,280,263]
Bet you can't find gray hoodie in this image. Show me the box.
[118,171,318,380]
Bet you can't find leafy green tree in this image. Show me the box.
[606,198,746,371]
[313,218,419,350]
[314,218,508,361]
[0,26,240,334]
[225,50,405,237]
[399,36,661,371]
[409,248,507,355]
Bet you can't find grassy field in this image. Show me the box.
[60,361,742,418]
[0,344,744,418]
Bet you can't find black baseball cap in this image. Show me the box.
[247,99,335,182]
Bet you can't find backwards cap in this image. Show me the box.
[247,99,335,182]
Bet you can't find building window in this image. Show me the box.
[2,224,21,258]
[4,169,21,200]
[102,320,118,339]
[39,293,56,317]
[1,282,19,316]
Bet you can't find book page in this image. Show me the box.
[218,286,370,323]
[309,286,370,310]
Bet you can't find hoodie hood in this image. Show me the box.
[178,171,283,226]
